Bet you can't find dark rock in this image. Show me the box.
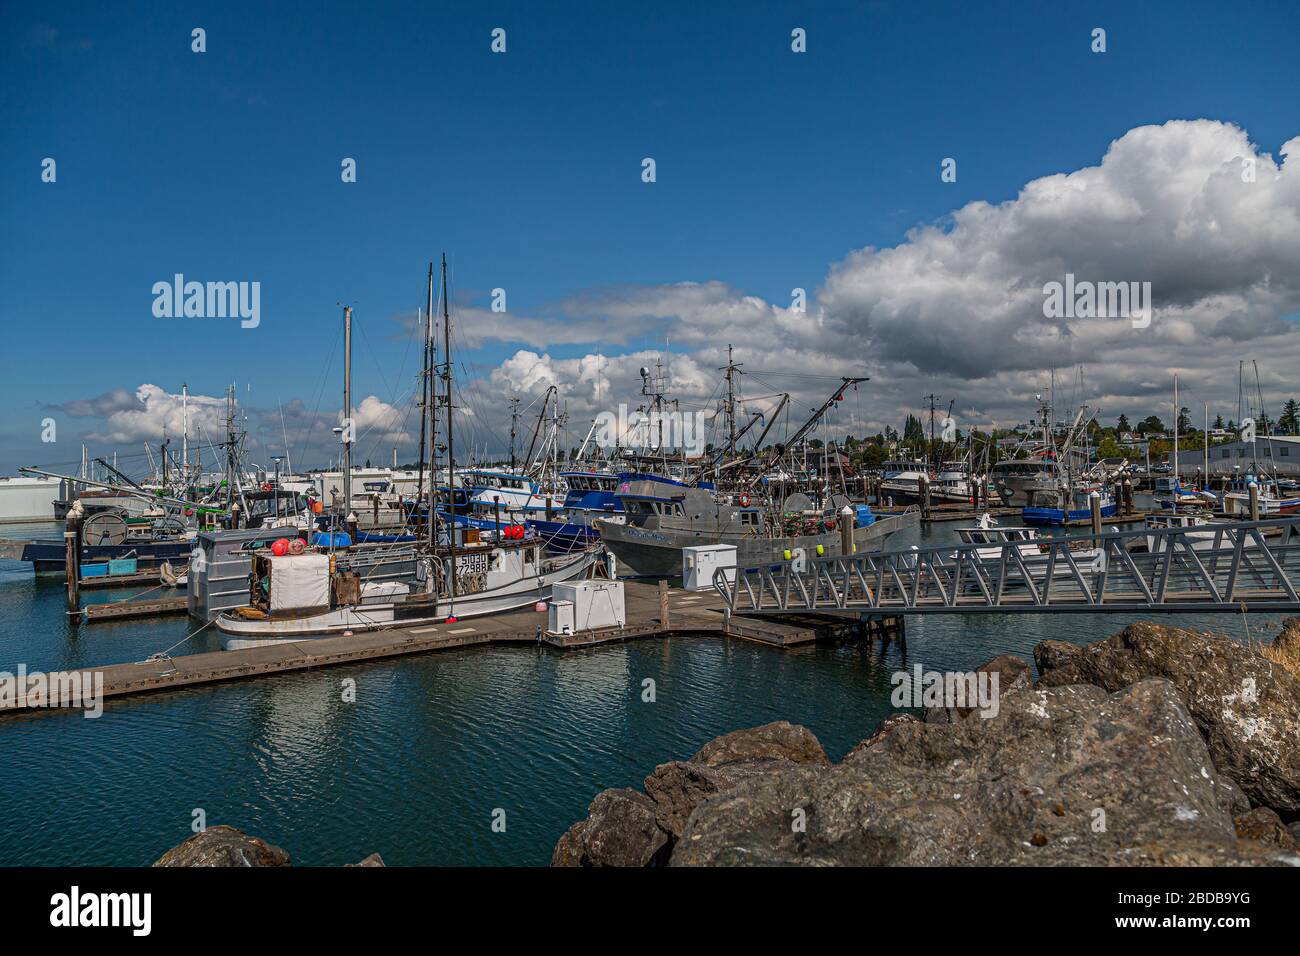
[154,825,291,867]
[1033,621,1300,815]
[690,720,830,768]
[924,653,1032,723]
[845,713,920,758]
[643,721,829,840]
[644,759,778,840]
[552,722,830,862]
[672,680,1278,866]
[1034,639,1082,676]
[551,788,668,867]
[1234,808,1299,851]
[1274,618,1300,656]
[347,852,386,867]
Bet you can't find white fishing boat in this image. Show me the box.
[1142,512,1263,553]
[216,536,600,647]
[952,513,1106,576]
[1222,478,1300,516]
[878,459,928,503]
[929,461,977,504]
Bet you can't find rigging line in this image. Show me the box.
[351,382,422,464]
[290,311,344,468]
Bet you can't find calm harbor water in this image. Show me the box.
[0,516,1288,866]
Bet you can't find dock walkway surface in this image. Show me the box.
[2,581,893,714]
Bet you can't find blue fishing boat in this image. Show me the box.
[1022,490,1117,526]
[527,470,625,553]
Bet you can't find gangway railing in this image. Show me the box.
[713,517,1300,615]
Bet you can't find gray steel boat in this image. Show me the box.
[594,475,917,578]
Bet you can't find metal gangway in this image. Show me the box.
[714,517,1300,615]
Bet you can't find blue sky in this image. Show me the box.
[2,0,1299,472]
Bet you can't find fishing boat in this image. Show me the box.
[12,508,195,574]
[1222,477,1300,516]
[216,535,598,647]
[952,513,1106,576]
[527,470,626,553]
[594,473,915,578]
[988,457,1059,507]
[218,256,605,645]
[1022,487,1117,526]
[878,459,928,504]
[1141,512,1265,553]
[929,461,978,504]
[462,468,564,520]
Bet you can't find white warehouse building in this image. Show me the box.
[1172,436,1300,477]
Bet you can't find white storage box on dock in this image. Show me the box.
[548,600,575,635]
[682,545,736,591]
[551,580,626,632]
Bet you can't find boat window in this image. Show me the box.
[525,547,536,565]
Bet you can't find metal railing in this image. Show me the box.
[714,517,1300,614]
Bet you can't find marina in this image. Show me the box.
[5,1,1300,909]
[3,511,1295,869]
[1,580,905,713]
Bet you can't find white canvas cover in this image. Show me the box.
[269,553,331,612]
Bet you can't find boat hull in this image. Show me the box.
[21,538,194,575]
[1022,502,1118,527]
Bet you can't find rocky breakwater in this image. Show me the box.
[554,620,1300,867]
[154,825,383,867]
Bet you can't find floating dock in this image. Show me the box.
[1,581,903,714]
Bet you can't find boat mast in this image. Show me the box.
[342,306,354,517]
[1172,375,1179,514]
[419,263,435,543]
[441,254,456,608]
[509,397,520,472]
[181,383,189,477]
[721,344,741,458]
[1204,403,1210,490]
